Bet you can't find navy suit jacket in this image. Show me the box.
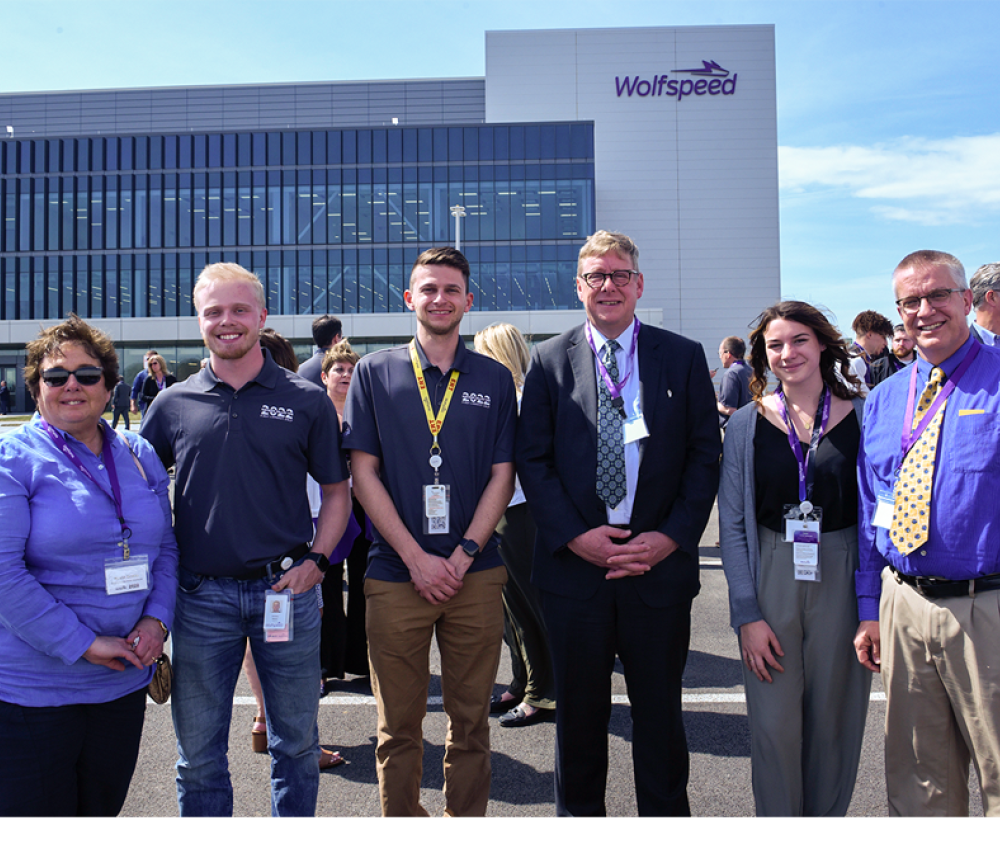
[515,321,721,608]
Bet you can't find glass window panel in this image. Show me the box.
[134,176,147,248]
[207,172,222,247]
[494,126,509,160]
[120,179,132,249]
[149,136,163,171]
[433,128,448,162]
[44,140,58,173]
[327,131,341,165]
[311,131,326,166]
[297,131,311,166]
[418,128,433,162]
[464,127,478,161]
[119,253,132,318]
[296,176,312,245]
[47,183,60,250]
[134,255,147,317]
[238,133,251,166]
[252,133,266,166]
[104,254,118,317]
[267,133,282,166]
[556,124,571,159]
[148,253,162,316]
[74,177,88,251]
[311,248,327,314]
[341,249,358,313]
[148,175,162,248]
[77,138,90,173]
[372,129,386,163]
[90,138,104,172]
[164,253,178,316]
[222,171,236,246]
[357,130,371,164]
[163,135,177,169]
[281,132,296,167]
[479,128,494,161]
[326,169,341,244]
[134,137,147,171]
[237,172,252,246]
[62,138,76,172]
[191,135,206,168]
[403,128,417,162]
[509,127,524,160]
[324,248,342,314]
[539,126,555,159]
[295,249,311,314]
[33,177,45,251]
[193,173,207,247]
[178,173,192,248]
[105,177,118,250]
[162,174,177,248]
[281,174,296,245]
[208,134,222,168]
[311,170,326,245]
[387,128,402,163]
[266,250,282,313]
[267,172,281,244]
[448,128,462,161]
[252,172,266,246]
[525,126,541,160]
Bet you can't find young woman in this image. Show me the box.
[719,301,871,816]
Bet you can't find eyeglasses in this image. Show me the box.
[41,366,105,388]
[895,288,965,315]
[579,270,639,289]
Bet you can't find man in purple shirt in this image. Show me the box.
[854,250,1000,817]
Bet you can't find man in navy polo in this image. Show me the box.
[716,335,752,428]
[342,247,516,816]
[854,250,1000,816]
[142,262,351,817]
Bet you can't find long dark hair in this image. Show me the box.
[747,301,861,402]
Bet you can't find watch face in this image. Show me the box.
[461,539,479,557]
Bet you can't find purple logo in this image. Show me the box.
[615,60,738,101]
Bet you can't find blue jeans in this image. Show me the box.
[172,566,322,817]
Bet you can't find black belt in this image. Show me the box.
[892,567,1000,598]
[204,543,311,582]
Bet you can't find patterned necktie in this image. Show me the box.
[890,367,947,554]
[596,339,626,509]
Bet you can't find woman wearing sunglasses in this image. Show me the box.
[0,314,177,816]
[140,353,177,407]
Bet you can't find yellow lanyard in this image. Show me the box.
[409,341,460,478]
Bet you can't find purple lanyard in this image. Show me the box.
[586,319,641,411]
[777,386,831,503]
[40,419,131,549]
[899,341,980,459]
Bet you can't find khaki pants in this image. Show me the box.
[364,566,506,817]
[881,568,1000,816]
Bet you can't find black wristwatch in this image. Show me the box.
[303,551,331,573]
[459,538,480,559]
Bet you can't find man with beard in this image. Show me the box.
[869,324,916,387]
[141,262,351,817]
[342,247,516,816]
[849,310,894,392]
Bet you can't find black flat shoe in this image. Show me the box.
[490,693,519,714]
[499,705,554,727]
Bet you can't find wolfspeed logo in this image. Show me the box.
[462,391,491,408]
[616,60,737,102]
[260,404,295,422]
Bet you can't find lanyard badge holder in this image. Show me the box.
[779,388,830,582]
[410,341,459,535]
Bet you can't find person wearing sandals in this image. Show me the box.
[0,315,177,816]
[719,301,870,816]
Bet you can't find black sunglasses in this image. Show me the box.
[40,366,105,388]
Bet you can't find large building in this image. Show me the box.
[0,25,778,412]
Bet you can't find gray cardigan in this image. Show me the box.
[718,397,865,631]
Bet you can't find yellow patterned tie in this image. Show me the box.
[890,367,947,554]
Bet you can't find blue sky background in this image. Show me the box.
[2,0,997,338]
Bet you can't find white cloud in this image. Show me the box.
[778,134,1000,226]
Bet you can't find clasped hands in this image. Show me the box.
[568,525,678,579]
[83,616,165,672]
[407,547,474,605]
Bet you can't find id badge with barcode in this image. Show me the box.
[423,484,450,535]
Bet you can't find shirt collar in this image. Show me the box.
[972,321,998,346]
[916,333,976,380]
[587,318,636,357]
[412,335,472,374]
[189,347,280,392]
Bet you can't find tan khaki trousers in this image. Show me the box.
[880,568,1000,816]
[364,566,506,817]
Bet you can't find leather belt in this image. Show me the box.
[203,543,311,582]
[892,567,1000,598]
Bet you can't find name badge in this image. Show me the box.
[793,528,821,581]
[264,590,293,642]
[872,489,895,529]
[105,555,150,595]
[623,412,649,445]
[424,484,450,535]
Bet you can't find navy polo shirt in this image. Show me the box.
[141,348,347,578]
[342,337,516,583]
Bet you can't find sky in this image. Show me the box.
[2,0,998,337]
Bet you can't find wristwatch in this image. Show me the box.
[459,538,480,559]
[143,616,169,642]
[303,551,331,573]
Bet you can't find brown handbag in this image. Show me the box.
[147,653,173,704]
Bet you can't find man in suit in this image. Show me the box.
[969,262,1000,346]
[516,230,721,816]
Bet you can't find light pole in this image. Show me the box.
[449,205,466,251]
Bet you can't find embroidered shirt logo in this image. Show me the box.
[462,391,491,408]
[260,404,295,422]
